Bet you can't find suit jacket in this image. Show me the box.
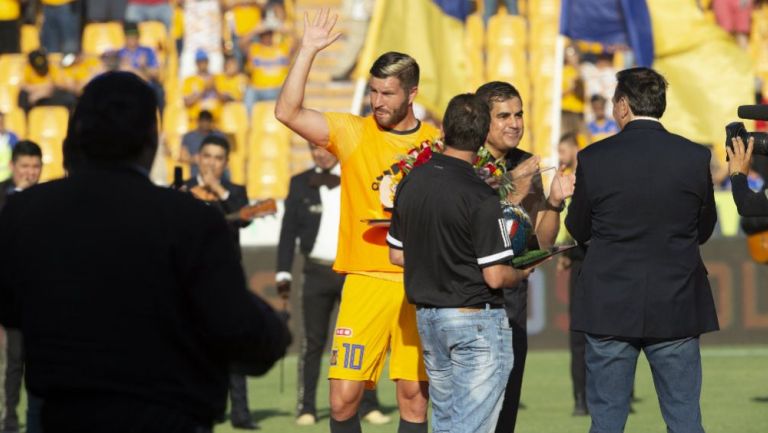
[0,165,289,429]
[565,120,719,339]
[0,178,16,213]
[183,177,250,258]
[276,168,325,274]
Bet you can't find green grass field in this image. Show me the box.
[211,346,768,433]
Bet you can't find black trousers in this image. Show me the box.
[568,259,587,400]
[0,19,20,54]
[296,261,380,417]
[3,328,24,432]
[496,282,528,433]
[229,373,250,423]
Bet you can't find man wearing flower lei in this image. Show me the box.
[275,9,438,433]
[475,81,576,433]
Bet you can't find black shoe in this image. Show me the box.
[231,419,259,430]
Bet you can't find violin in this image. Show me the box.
[189,184,220,202]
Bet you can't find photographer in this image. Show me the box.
[727,136,768,216]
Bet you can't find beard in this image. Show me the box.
[374,101,409,129]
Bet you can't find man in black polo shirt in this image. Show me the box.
[387,94,534,433]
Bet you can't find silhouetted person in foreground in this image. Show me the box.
[0,71,290,433]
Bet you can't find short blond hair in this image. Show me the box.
[369,52,419,91]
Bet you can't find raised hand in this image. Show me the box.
[727,136,753,176]
[548,165,576,206]
[301,8,342,52]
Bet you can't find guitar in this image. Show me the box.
[747,230,768,263]
[225,198,277,222]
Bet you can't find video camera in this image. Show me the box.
[725,105,768,156]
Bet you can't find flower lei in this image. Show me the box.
[473,146,516,199]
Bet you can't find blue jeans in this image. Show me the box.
[585,334,705,433]
[483,0,519,25]
[416,306,513,433]
[41,4,81,54]
[125,3,173,30]
[244,86,282,117]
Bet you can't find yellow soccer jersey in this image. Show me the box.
[323,113,440,275]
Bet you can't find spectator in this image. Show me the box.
[0,140,43,433]
[125,0,172,30]
[0,71,290,432]
[581,52,617,120]
[0,0,21,54]
[180,110,226,177]
[223,0,263,67]
[18,49,78,114]
[215,55,248,103]
[40,0,81,55]
[181,0,223,77]
[586,94,619,145]
[183,49,222,123]
[240,24,291,114]
[0,111,20,181]
[85,0,127,22]
[118,21,165,110]
[561,43,587,147]
[712,0,753,49]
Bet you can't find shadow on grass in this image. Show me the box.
[752,396,768,403]
[248,408,292,423]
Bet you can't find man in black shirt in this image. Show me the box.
[0,72,290,433]
[475,81,575,433]
[387,94,534,433]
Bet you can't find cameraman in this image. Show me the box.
[727,136,768,216]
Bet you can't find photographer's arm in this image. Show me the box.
[727,137,768,217]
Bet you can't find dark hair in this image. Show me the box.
[200,134,230,155]
[123,21,140,35]
[559,132,578,146]
[613,67,668,118]
[475,81,522,106]
[11,140,42,162]
[590,94,606,104]
[369,52,419,91]
[198,110,214,122]
[63,71,158,169]
[442,93,490,152]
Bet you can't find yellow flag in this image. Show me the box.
[354,0,472,118]
[647,0,754,161]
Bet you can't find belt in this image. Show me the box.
[416,303,504,310]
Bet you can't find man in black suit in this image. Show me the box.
[183,134,258,430]
[0,71,290,433]
[0,140,42,433]
[565,67,718,433]
[276,143,389,427]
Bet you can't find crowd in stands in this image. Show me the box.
[0,0,767,203]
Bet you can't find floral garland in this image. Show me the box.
[380,140,515,208]
[473,146,516,199]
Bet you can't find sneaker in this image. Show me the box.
[295,413,317,426]
[362,410,392,425]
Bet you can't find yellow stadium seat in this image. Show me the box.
[20,25,39,54]
[528,0,560,21]
[246,159,289,200]
[5,108,25,139]
[138,21,169,51]
[0,84,19,113]
[0,54,27,88]
[82,22,126,56]
[219,102,249,184]
[750,7,768,74]
[486,46,529,86]
[28,106,69,181]
[487,13,527,50]
[162,104,189,158]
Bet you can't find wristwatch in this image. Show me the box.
[545,199,566,213]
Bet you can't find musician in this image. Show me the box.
[727,136,768,216]
[183,134,255,429]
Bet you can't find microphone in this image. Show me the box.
[172,166,183,190]
[737,105,768,121]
